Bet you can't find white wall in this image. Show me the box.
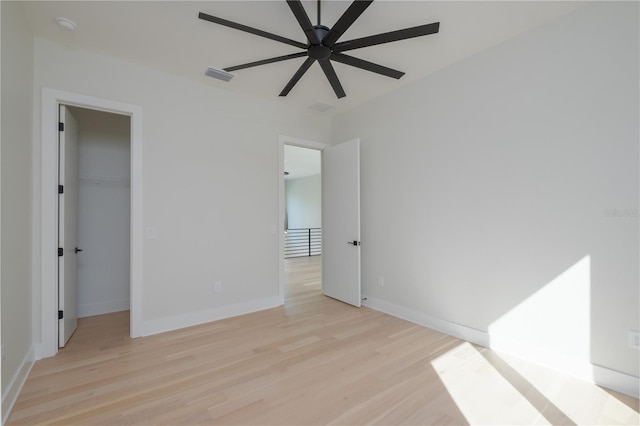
[31,37,331,337]
[69,107,131,318]
[285,174,321,229]
[13,0,636,404]
[332,1,639,385]
[1,0,34,411]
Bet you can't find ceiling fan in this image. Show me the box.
[199,0,440,99]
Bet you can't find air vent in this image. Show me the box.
[205,67,234,82]
[308,102,334,112]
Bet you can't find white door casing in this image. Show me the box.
[322,138,361,307]
[40,88,143,359]
[58,105,79,346]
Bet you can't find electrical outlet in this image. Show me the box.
[628,330,640,350]
[378,276,384,287]
[214,281,222,293]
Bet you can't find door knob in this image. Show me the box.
[74,247,83,253]
[347,241,361,246]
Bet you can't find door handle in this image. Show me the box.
[74,247,83,253]
[347,241,361,246]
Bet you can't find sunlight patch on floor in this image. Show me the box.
[496,352,640,425]
[432,342,550,425]
[432,342,639,425]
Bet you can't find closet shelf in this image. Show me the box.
[79,174,130,188]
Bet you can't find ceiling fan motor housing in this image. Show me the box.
[308,25,332,59]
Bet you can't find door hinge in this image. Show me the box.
[58,310,64,320]
[58,247,63,256]
[58,122,64,132]
[58,185,64,194]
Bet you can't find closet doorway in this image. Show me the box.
[60,105,131,345]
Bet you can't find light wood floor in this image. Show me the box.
[8,256,639,425]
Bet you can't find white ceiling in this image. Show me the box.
[22,1,585,115]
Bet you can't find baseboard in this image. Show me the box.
[362,295,639,398]
[490,337,640,399]
[141,296,282,337]
[489,333,596,382]
[592,364,640,399]
[362,296,490,347]
[78,298,130,318]
[2,344,35,425]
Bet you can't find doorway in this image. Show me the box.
[278,136,328,305]
[40,88,142,359]
[283,144,322,302]
[63,106,131,341]
[278,135,362,308]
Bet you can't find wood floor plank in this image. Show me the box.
[7,256,639,425]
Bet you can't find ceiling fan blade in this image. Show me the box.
[199,12,307,49]
[286,1,320,45]
[224,52,308,72]
[280,57,316,97]
[322,0,373,47]
[333,22,440,52]
[330,53,404,79]
[318,59,346,99]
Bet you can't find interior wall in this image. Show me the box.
[285,174,321,229]
[68,107,131,318]
[332,2,639,380]
[1,0,34,399]
[31,37,331,337]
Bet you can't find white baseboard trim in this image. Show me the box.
[78,299,130,318]
[362,295,639,398]
[362,296,489,347]
[592,364,640,399]
[2,344,35,425]
[141,296,282,337]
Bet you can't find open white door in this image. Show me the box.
[322,138,361,307]
[58,105,79,347]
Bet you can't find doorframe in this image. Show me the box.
[40,88,143,358]
[278,135,328,305]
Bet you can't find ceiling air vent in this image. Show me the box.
[308,102,334,112]
[205,67,234,82]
